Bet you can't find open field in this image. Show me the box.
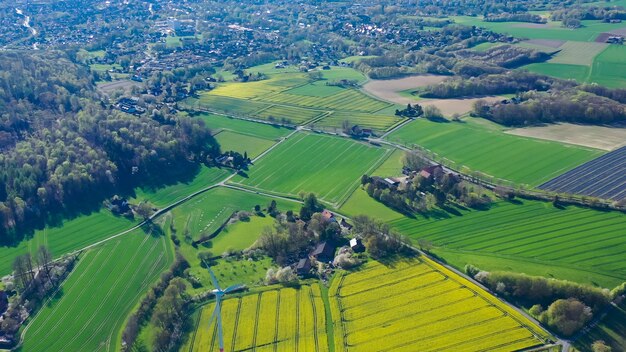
[261,88,391,113]
[548,41,608,66]
[388,200,626,287]
[588,45,626,88]
[314,111,406,133]
[387,118,604,186]
[214,130,276,158]
[330,258,550,351]
[21,230,173,352]
[452,17,626,42]
[171,187,299,242]
[286,82,345,97]
[229,133,392,205]
[254,104,327,125]
[506,123,626,151]
[131,166,231,208]
[210,74,308,99]
[362,75,449,99]
[196,113,292,140]
[0,210,137,277]
[184,284,329,352]
[538,145,626,201]
[208,215,276,255]
[524,63,591,84]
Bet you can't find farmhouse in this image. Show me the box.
[295,258,312,275]
[350,238,365,253]
[322,209,336,222]
[340,218,353,230]
[420,164,444,180]
[311,241,336,262]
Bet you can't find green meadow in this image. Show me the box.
[230,133,392,205]
[21,230,173,352]
[196,112,292,140]
[214,130,276,159]
[386,118,603,186]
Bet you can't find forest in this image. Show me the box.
[0,51,220,243]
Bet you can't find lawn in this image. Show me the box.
[21,230,173,352]
[330,258,550,351]
[229,132,393,205]
[131,166,231,208]
[183,284,329,352]
[196,113,292,140]
[386,118,604,186]
[388,199,626,288]
[214,130,276,158]
[0,210,137,276]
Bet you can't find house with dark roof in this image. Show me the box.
[295,257,312,275]
[322,209,336,222]
[350,238,365,253]
[310,241,336,262]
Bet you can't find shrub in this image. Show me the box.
[540,298,592,336]
[265,267,297,285]
[333,253,362,269]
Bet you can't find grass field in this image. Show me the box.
[21,230,173,352]
[0,210,137,277]
[314,111,406,133]
[549,41,607,66]
[131,166,231,208]
[453,17,626,42]
[388,200,626,287]
[524,63,590,83]
[207,215,276,255]
[210,74,309,99]
[254,104,328,125]
[261,88,391,113]
[184,284,329,352]
[196,113,292,140]
[587,45,626,88]
[214,130,276,158]
[387,118,603,186]
[229,133,393,205]
[330,258,550,351]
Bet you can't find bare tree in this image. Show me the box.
[36,246,53,282]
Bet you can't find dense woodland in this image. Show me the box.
[0,52,219,243]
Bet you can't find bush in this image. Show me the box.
[265,267,297,285]
[333,252,362,269]
[464,264,480,278]
[529,304,544,318]
[592,340,612,352]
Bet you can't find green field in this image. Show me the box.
[171,187,298,242]
[388,200,626,287]
[575,300,626,352]
[207,216,276,255]
[185,94,271,116]
[210,74,308,99]
[262,88,391,113]
[230,133,392,205]
[286,82,345,97]
[453,16,626,42]
[549,41,607,66]
[132,166,231,208]
[0,210,137,277]
[254,104,327,124]
[21,230,173,352]
[387,118,603,186]
[196,113,292,140]
[524,63,590,83]
[314,111,406,133]
[587,45,626,88]
[214,130,276,158]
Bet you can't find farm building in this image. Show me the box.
[340,218,353,230]
[322,209,336,222]
[295,258,312,275]
[311,241,336,262]
[350,238,365,253]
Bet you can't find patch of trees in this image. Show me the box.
[122,252,190,351]
[395,104,424,118]
[351,215,413,259]
[2,246,76,342]
[0,51,220,243]
[456,45,552,70]
[484,13,546,23]
[471,270,611,335]
[475,90,626,126]
[552,7,626,22]
[422,71,559,98]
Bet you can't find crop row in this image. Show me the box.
[339,264,434,296]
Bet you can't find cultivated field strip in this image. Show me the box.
[22,232,173,352]
[329,258,549,352]
[390,200,626,276]
[230,133,392,205]
[539,145,626,201]
[186,285,328,352]
[259,88,391,113]
[313,111,406,133]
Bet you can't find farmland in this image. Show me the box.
[261,88,391,113]
[538,145,626,201]
[196,113,292,140]
[184,284,329,352]
[0,210,137,277]
[21,229,173,352]
[314,111,406,133]
[330,258,550,351]
[388,199,626,287]
[214,130,276,159]
[548,41,607,66]
[386,118,604,186]
[229,133,393,205]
